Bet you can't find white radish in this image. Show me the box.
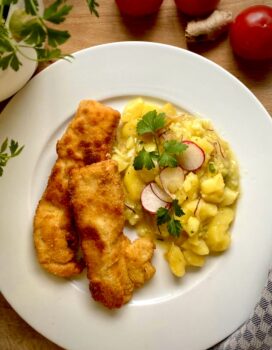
[141,184,168,214]
[160,167,184,195]
[150,182,172,203]
[178,140,205,171]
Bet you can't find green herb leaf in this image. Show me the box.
[21,19,46,46]
[13,146,24,157]
[3,0,19,5]
[158,152,177,168]
[164,140,188,155]
[167,218,182,237]
[43,0,73,24]
[172,199,184,217]
[36,48,72,62]
[86,0,100,17]
[0,155,8,167]
[156,207,171,225]
[156,199,185,237]
[1,0,72,71]
[0,138,8,153]
[24,0,39,15]
[47,27,70,47]
[136,110,166,135]
[133,149,157,170]
[0,139,24,177]
[0,52,21,71]
[9,139,19,154]
[0,35,14,53]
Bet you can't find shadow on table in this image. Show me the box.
[118,13,160,38]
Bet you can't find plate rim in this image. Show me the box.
[1,41,272,350]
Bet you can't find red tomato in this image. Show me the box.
[115,0,164,16]
[230,5,272,60]
[174,0,220,17]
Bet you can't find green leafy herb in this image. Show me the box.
[156,200,184,237]
[86,0,99,17]
[0,138,24,177]
[0,0,74,71]
[2,0,19,6]
[133,149,157,170]
[47,27,70,47]
[133,111,188,170]
[136,110,166,135]
[21,20,47,46]
[43,0,73,24]
[158,140,188,167]
[24,0,39,15]
[158,152,178,168]
[0,51,21,70]
[172,199,184,217]
[156,207,171,225]
[36,47,70,61]
[164,139,188,155]
[167,218,182,237]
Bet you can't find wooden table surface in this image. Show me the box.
[0,0,271,349]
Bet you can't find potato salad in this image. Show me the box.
[112,98,239,277]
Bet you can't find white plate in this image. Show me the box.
[0,42,272,350]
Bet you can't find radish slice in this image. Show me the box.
[178,140,205,171]
[150,182,172,203]
[141,184,168,214]
[160,167,184,194]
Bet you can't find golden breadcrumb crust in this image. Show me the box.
[34,100,120,277]
[69,160,155,308]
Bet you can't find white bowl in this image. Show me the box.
[0,0,43,102]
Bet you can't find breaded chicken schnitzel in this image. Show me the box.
[69,160,155,308]
[34,100,120,277]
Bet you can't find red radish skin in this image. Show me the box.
[179,140,205,171]
[141,184,168,214]
[150,182,172,203]
[160,167,185,195]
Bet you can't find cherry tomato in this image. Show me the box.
[115,0,164,17]
[230,5,272,60]
[174,0,220,17]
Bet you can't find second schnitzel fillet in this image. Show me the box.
[34,100,120,277]
[69,160,156,308]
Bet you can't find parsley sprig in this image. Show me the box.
[156,199,184,237]
[0,0,73,71]
[0,138,24,176]
[86,0,99,17]
[0,0,100,71]
[133,110,188,170]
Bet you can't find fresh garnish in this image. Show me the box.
[133,148,158,170]
[0,0,100,72]
[156,199,184,237]
[86,0,100,17]
[150,182,172,203]
[178,140,205,171]
[0,0,73,71]
[133,110,188,170]
[0,138,24,176]
[141,183,169,214]
[160,166,184,195]
[136,110,166,135]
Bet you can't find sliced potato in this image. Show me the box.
[166,244,186,277]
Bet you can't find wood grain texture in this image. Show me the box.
[0,0,271,349]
